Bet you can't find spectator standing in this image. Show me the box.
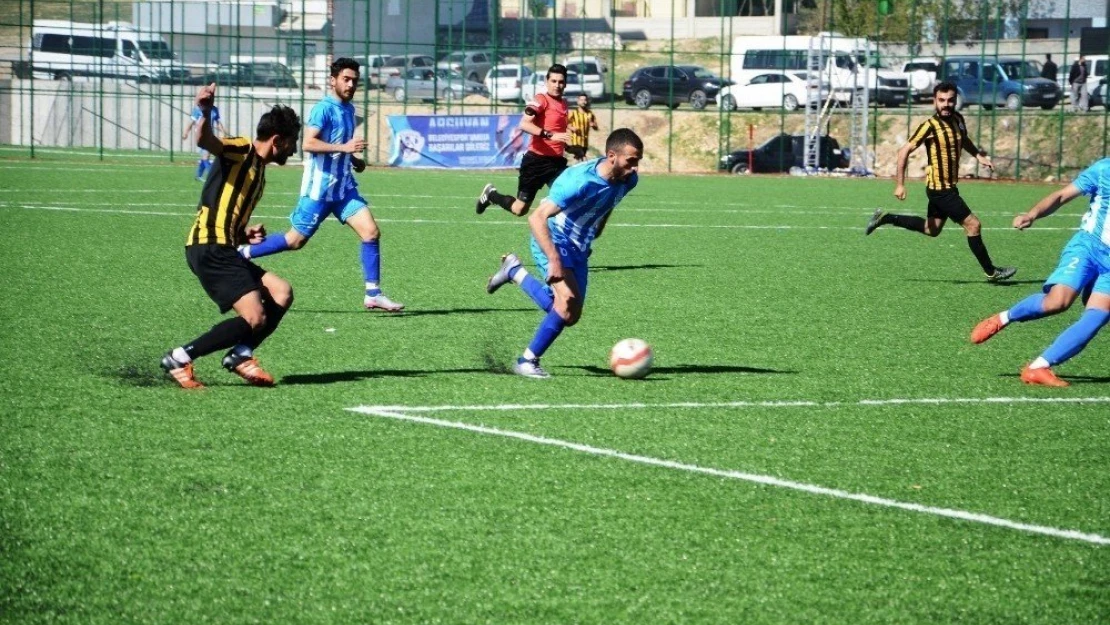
[1069,55,1089,112]
[1040,54,1057,82]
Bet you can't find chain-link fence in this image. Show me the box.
[1,0,1106,180]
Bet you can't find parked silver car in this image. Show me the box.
[436,50,495,83]
[385,67,490,102]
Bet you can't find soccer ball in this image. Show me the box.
[609,338,653,379]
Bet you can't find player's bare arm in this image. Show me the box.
[302,127,367,154]
[193,83,224,156]
[893,141,916,200]
[529,199,565,283]
[1014,184,1083,230]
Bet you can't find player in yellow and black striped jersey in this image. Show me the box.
[160,82,303,389]
[566,94,599,162]
[865,81,1016,283]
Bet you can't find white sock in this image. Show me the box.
[510,267,528,285]
[365,281,380,294]
[999,311,1010,325]
[171,347,191,363]
[1029,356,1050,369]
[522,349,537,361]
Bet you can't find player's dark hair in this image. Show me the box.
[256,105,301,141]
[331,57,360,77]
[605,128,643,153]
[934,81,957,96]
[546,64,568,79]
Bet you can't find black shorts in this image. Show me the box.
[517,151,568,204]
[565,145,588,160]
[185,244,266,313]
[925,187,973,224]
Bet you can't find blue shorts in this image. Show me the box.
[289,190,368,238]
[530,236,589,301]
[1044,231,1110,297]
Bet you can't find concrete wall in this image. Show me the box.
[1,79,310,150]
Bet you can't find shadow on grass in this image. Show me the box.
[281,367,493,384]
[572,363,796,377]
[907,278,1042,287]
[998,372,1110,385]
[590,263,705,272]
[291,307,535,317]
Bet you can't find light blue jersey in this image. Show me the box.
[300,95,357,202]
[190,105,221,126]
[1075,157,1110,246]
[189,105,221,154]
[545,158,638,254]
[1042,158,1110,296]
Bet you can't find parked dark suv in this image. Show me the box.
[719,134,849,174]
[204,62,298,88]
[622,65,730,110]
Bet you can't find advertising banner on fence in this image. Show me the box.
[387,113,532,169]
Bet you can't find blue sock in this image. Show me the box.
[526,309,566,359]
[361,241,381,287]
[519,274,554,312]
[1041,308,1110,366]
[248,233,291,259]
[195,159,206,179]
[1008,293,1047,322]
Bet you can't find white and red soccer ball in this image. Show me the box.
[609,338,653,379]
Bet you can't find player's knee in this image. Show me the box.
[287,235,308,250]
[271,283,294,308]
[962,217,982,236]
[242,309,267,330]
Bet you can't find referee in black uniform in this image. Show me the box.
[160,83,302,389]
[866,81,1016,283]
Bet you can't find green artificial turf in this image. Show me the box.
[1,154,1107,624]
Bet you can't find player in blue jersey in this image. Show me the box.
[485,128,643,378]
[182,104,226,181]
[239,57,404,311]
[970,157,1110,387]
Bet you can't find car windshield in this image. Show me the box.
[999,61,1041,79]
[138,40,175,60]
[437,69,465,80]
[688,67,718,80]
[441,52,466,63]
[567,61,600,76]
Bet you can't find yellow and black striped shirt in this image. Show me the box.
[186,137,266,247]
[567,108,597,150]
[906,111,983,191]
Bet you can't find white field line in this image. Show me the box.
[0,202,1083,231]
[346,399,1110,546]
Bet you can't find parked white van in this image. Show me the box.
[731,34,909,107]
[30,20,190,83]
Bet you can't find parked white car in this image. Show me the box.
[561,55,607,100]
[900,57,940,102]
[716,71,844,111]
[485,64,534,101]
[521,70,584,102]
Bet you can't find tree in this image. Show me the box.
[796,0,1056,43]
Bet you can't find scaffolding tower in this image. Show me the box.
[802,34,872,175]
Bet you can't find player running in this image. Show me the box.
[485,128,643,378]
[476,64,572,217]
[161,83,301,389]
[238,57,404,311]
[970,158,1110,387]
